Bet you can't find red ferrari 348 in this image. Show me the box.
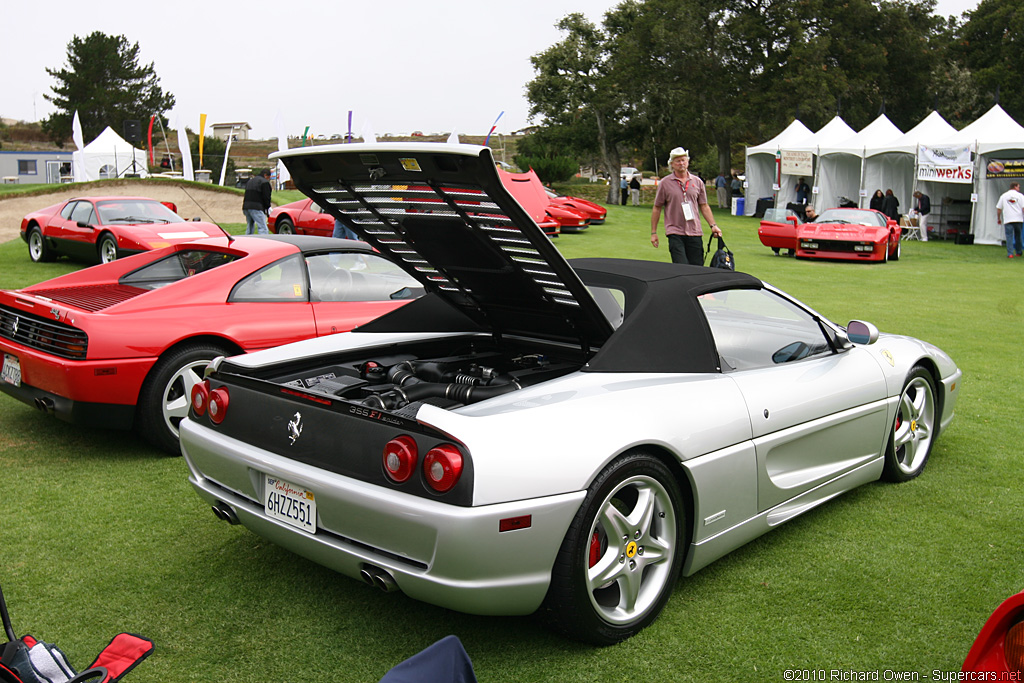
[0,235,420,454]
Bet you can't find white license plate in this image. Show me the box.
[2,354,21,387]
[264,475,316,534]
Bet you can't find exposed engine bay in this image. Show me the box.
[268,337,585,413]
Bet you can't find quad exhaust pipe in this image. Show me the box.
[211,501,240,525]
[34,397,54,414]
[359,564,399,593]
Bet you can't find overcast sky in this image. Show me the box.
[1,0,981,140]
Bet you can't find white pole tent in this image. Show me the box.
[932,105,1024,245]
[779,116,856,213]
[80,127,149,181]
[744,117,856,216]
[743,120,814,216]
[862,111,957,230]
[814,114,903,212]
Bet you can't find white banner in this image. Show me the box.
[918,145,974,184]
[781,150,813,176]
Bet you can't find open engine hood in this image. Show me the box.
[272,143,614,351]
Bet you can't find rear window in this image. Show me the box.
[120,249,238,290]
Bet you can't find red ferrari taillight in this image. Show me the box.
[208,387,230,424]
[382,435,418,483]
[1007,621,1024,674]
[191,380,210,417]
[423,444,463,493]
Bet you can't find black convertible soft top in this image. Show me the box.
[571,259,762,374]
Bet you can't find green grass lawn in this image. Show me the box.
[0,201,1021,682]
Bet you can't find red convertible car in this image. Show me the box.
[269,198,334,237]
[21,196,225,264]
[0,235,420,454]
[758,208,901,262]
[544,187,607,224]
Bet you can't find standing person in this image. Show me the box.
[869,189,885,212]
[629,174,642,206]
[715,172,728,208]
[650,147,722,265]
[881,189,900,222]
[620,176,629,205]
[996,181,1024,258]
[795,177,810,204]
[730,173,743,198]
[333,217,359,241]
[912,190,931,241]
[242,168,272,235]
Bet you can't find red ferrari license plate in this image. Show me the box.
[2,354,21,387]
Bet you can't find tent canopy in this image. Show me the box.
[744,120,814,214]
[80,127,149,181]
[816,115,903,210]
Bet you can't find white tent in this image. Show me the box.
[933,105,1024,245]
[861,111,957,227]
[743,119,814,215]
[80,126,149,181]
[744,117,856,215]
[815,115,903,211]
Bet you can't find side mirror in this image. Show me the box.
[846,320,879,345]
[787,216,798,227]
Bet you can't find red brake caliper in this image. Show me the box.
[589,532,601,568]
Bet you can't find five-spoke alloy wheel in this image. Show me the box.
[541,451,685,645]
[883,365,937,482]
[137,343,232,455]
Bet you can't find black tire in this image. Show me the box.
[881,365,937,482]
[539,451,685,645]
[892,242,901,261]
[98,233,119,264]
[276,217,294,235]
[27,226,54,262]
[771,247,780,255]
[136,342,232,455]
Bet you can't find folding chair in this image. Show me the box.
[0,580,153,683]
[900,216,922,241]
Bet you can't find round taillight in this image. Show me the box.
[1007,621,1024,674]
[423,444,463,493]
[191,381,210,417]
[383,435,418,483]
[208,387,230,425]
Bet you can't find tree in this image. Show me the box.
[42,32,175,146]
[529,0,950,183]
[527,14,627,203]
[952,0,1024,122]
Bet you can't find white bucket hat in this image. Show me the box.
[668,147,689,163]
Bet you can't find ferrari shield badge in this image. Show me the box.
[881,349,895,367]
